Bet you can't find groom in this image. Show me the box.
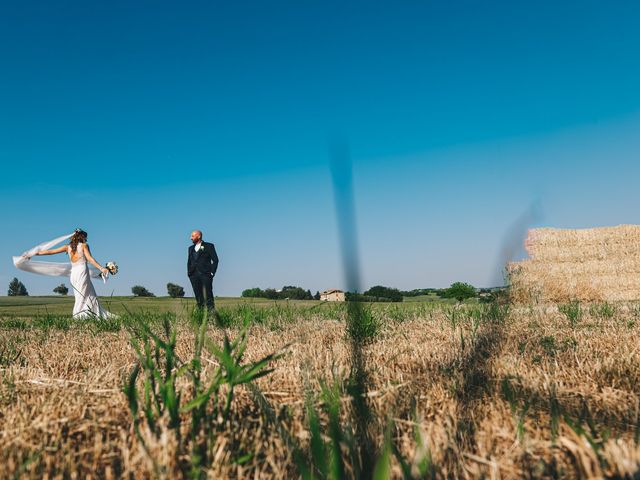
[187,230,219,312]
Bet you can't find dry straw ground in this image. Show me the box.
[1,302,640,479]
[509,224,640,303]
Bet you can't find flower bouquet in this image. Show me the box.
[105,261,118,275]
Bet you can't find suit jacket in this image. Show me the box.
[188,242,219,277]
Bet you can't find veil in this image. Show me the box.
[13,232,107,282]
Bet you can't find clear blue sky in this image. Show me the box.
[1,1,640,296]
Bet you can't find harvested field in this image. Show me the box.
[1,302,639,478]
[508,224,640,303]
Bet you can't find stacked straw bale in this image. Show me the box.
[508,224,640,303]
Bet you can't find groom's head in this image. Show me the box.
[191,230,202,244]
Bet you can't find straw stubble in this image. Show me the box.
[1,304,639,478]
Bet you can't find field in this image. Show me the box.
[0,296,321,317]
[1,296,640,479]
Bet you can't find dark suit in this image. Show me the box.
[188,242,219,310]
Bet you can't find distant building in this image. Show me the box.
[320,289,345,302]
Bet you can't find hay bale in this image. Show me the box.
[507,225,640,303]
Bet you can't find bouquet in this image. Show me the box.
[105,261,119,275]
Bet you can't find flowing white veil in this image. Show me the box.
[13,232,107,282]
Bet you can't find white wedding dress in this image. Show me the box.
[13,232,115,319]
[66,244,114,319]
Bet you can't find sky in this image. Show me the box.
[1,1,640,296]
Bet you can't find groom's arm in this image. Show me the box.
[209,243,219,277]
[187,247,193,275]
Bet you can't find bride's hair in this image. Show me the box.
[70,229,88,254]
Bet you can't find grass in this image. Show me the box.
[1,298,639,478]
[0,295,322,317]
[0,295,450,318]
[123,310,282,478]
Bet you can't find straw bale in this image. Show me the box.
[508,224,640,303]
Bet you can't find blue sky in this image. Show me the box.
[1,1,639,296]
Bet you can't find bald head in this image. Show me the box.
[190,230,202,244]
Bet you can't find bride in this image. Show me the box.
[14,229,115,319]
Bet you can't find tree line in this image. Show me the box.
[6,278,187,298]
[7,277,490,303]
[241,286,317,300]
[242,282,483,302]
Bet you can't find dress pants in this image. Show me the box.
[189,273,215,311]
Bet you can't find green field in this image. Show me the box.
[0,295,326,317]
[0,295,463,318]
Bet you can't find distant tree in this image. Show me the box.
[363,285,403,302]
[305,289,313,300]
[242,287,264,298]
[313,291,321,300]
[345,292,377,302]
[132,285,155,297]
[167,283,185,298]
[281,286,309,300]
[8,278,28,296]
[442,282,477,302]
[53,283,69,296]
[263,288,279,300]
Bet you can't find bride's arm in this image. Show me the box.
[83,244,108,274]
[34,245,68,256]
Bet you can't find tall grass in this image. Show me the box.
[123,310,282,478]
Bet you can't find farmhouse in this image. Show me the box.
[320,289,346,302]
[508,224,640,303]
